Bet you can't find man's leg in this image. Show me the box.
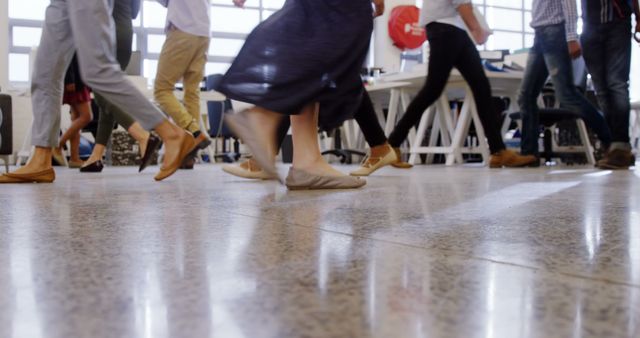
[154,29,200,134]
[518,32,549,157]
[182,36,210,134]
[538,25,612,147]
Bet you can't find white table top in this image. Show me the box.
[365,81,412,92]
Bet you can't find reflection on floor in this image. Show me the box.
[1,164,639,338]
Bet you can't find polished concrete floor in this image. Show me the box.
[1,163,639,338]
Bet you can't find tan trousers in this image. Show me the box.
[154,28,209,134]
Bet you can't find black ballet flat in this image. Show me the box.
[139,134,162,173]
[79,160,104,173]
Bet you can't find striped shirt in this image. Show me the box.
[530,0,579,41]
[581,0,633,24]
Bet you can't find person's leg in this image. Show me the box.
[517,31,550,157]
[68,108,81,162]
[453,31,505,153]
[58,101,93,150]
[538,24,612,147]
[182,36,210,134]
[290,103,345,177]
[601,21,632,147]
[355,91,387,148]
[154,29,200,134]
[5,0,76,177]
[86,0,137,165]
[388,24,459,148]
[67,0,193,180]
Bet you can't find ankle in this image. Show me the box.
[369,143,390,157]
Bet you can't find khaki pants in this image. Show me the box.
[154,28,209,134]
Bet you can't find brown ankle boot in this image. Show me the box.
[490,149,538,168]
[391,147,413,169]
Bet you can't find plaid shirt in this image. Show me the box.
[531,0,579,41]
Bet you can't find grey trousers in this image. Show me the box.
[30,0,165,148]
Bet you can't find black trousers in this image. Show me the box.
[388,23,505,153]
[275,91,388,149]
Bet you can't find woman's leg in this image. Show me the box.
[58,101,93,150]
[291,103,345,177]
[68,109,81,162]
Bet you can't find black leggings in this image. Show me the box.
[388,23,505,153]
[275,90,388,149]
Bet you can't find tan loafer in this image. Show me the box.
[2,168,56,183]
[222,159,275,180]
[154,133,196,181]
[390,147,413,169]
[285,167,366,190]
[489,149,538,168]
[350,145,398,176]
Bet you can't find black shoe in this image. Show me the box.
[180,156,195,170]
[80,160,104,173]
[139,134,162,173]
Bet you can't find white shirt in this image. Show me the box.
[157,0,211,38]
[419,0,470,30]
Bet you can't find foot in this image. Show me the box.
[154,130,196,181]
[489,149,538,168]
[222,158,275,180]
[294,155,346,178]
[350,144,398,176]
[597,148,635,170]
[286,167,366,190]
[390,147,413,169]
[68,160,83,169]
[224,110,279,180]
[52,147,67,166]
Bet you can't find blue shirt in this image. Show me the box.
[530,0,579,41]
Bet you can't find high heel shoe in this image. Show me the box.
[139,134,162,173]
[80,160,104,173]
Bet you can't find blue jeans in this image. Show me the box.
[581,19,632,147]
[518,23,612,156]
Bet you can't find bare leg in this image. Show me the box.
[58,102,93,151]
[83,122,150,166]
[291,103,345,177]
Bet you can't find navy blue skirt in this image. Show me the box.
[218,0,373,130]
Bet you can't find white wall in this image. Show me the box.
[0,0,9,90]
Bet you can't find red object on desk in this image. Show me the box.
[388,5,427,50]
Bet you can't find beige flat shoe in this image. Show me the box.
[222,160,275,180]
[224,110,280,182]
[285,167,366,190]
[52,149,67,167]
[68,160,83,169]
[350,145,398,176]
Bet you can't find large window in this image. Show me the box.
[7,0,285,85]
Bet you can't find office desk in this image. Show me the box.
[380,68,524,165]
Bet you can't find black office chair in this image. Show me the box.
[507,81,596,165]
[0,93,13,172]
[205,74,240,163]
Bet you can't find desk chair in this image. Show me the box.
[0,94,12,172]
[508,82,596,165]
[205,74,240,163]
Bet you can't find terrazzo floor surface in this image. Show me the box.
[1,163,639,338]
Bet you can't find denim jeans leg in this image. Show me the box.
[518,37,549,156]
[538,24,612,146]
